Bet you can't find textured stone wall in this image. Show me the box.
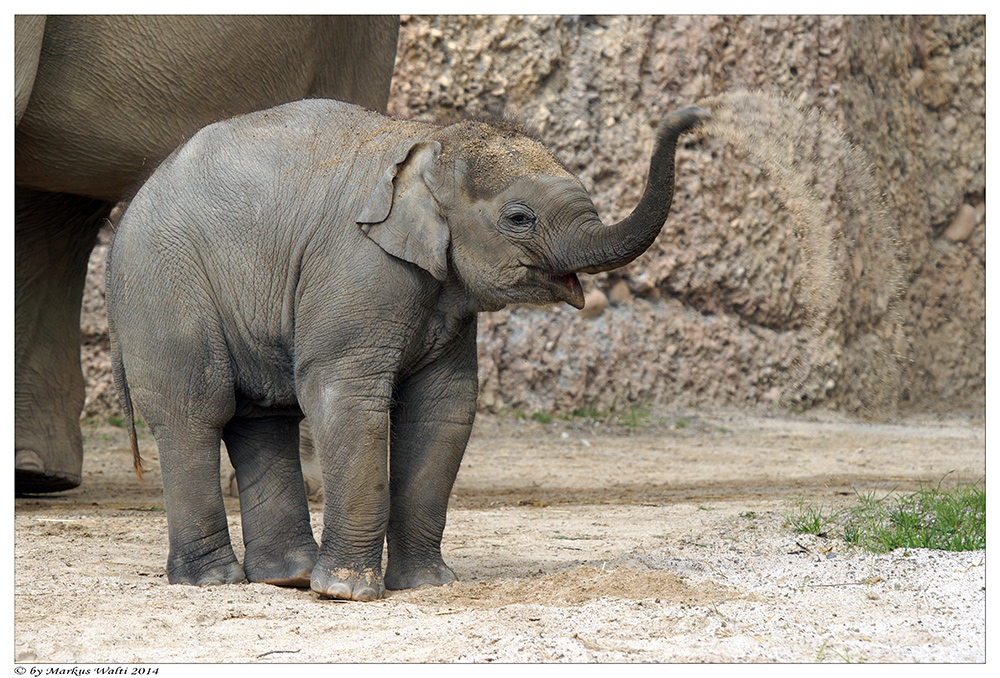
[389,14,985,417]
[81,15,985,419]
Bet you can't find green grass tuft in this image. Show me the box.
[786,499,839,537]
[843,479,985,553]
[618,404,650,428]
[787,476,985,553]
[560,407,611,422]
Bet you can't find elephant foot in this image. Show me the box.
[244,544,317,588]
[310,565,384,601]
[385,557,457,591]
[167,549,246,586]
[255,568,313,588]
[15,449,82,494]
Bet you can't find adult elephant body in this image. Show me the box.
[14,15,400,493]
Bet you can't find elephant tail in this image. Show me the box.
[106,225,143,481]
[107,301,143,481]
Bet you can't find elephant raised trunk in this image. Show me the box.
[570,106,710,276]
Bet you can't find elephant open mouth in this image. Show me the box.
[521,266,585,309]
[551,272,585,309]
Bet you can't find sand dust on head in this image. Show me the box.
[439,118,573,195]
[694,90,907,416]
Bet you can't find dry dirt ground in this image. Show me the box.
[14,410,985,663]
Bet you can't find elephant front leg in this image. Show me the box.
[15,189,109,493]
[299,373,393,601]
[385,321,478,591]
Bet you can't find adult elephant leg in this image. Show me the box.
[385,319,478,591]
[15,188,108,493]
[223,415,318,586]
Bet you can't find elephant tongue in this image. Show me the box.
[557,273,585,309]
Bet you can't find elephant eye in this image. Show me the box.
[500,202,537,238]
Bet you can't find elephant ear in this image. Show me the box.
[357,140,450,282]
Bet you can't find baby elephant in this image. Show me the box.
[106,99,707,600]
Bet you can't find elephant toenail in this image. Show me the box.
[15,450,45,473]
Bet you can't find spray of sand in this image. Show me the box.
[695,90,907,416]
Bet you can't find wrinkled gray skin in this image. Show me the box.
[106,99,708,600]
[14,15,399,494]
[227,421,321,501]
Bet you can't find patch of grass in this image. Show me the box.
[815,637,861,663]
[786,499,839,537]
[619,404,651,428]
[500,406,528,421]
[559,407,611,422]
[502,400,685,431]
[787,476,985,553]
[502,406,597,425]
[521,402,658,427]
[106,415,125,428]
[843,479,985,553]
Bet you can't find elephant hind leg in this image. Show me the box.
[15,188,108,494]
[157,424,245,586]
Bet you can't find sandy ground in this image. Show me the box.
[14,409,985,663]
